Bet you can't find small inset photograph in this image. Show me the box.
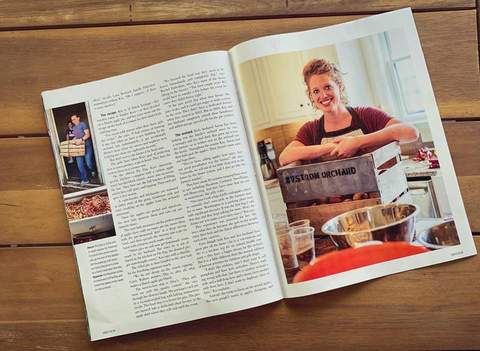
[66,189,115,245]
[46,102,116,244]
[46,102,103,195]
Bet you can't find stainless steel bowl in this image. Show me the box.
[321,203,419,249]
[417,220,460,249]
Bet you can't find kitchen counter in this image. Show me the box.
[401,158,440,178]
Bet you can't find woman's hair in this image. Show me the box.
[302,59,348,105]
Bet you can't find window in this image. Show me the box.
[383,29,425,121]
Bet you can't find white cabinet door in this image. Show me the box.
[259,53,313,124]
[237,61,271,130]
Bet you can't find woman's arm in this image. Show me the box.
[279,140,336,166]
[359,119,418,146]
[331,119,418,158]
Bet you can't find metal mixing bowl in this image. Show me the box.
[321,203,419,249]
[417,220,460,249]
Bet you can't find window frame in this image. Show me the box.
[382,31,426,122]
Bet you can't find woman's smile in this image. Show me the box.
[319,96,334,107]
[307,73,343,113]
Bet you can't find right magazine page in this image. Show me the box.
[230,8,477,298]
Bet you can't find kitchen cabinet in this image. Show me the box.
[255,54,313,126]
[239,47,338,131]
[238,62,270,130]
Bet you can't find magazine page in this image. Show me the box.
[229,8,477,298]
[42,51,283,340]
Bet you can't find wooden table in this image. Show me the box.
[1,1,479,349]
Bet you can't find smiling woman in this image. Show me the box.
[278,58,419,166]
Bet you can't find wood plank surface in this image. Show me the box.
[0,122,480,244]
[0,190,71,244]
[284,0,476,15]
[0,0,474,29]
[132,0,476,22]
[0,0,131,28]
[2,2,480,349]
[0,11,478,136]
[0,243,479,350]
[0,247,84,321]
[458,176,480,232]
[444,122,480,176]
[0,138,58,191]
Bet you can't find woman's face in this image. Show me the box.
[307,73,343,114]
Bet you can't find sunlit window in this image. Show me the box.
[384,30,425,120]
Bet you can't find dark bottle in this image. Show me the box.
[257,141,276,180]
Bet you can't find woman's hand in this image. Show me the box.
[322,142,337,155]
[73,139,84,146]
[330,136,364,158]
[330,120,419,159]
[279,141,337,166]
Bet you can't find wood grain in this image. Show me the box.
[0,138,58,191]
[0,190,71,244]
[0,243,479,350]
[459,176,480,232]
[444,122,480,176]
[0,1,474,29]
[0,11,478,136]
[416,12,480,118]
[0,0,131,28]
[0,121,479,245]
[284,0,476,15]
[0,247,84,321]
[132,0,475,22]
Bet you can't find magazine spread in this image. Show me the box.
[41,8,476,340]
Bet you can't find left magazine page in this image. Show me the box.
[42,51,283,341]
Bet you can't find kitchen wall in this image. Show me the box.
[254,121,306,158]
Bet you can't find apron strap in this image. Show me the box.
[346,106,369,134]
[319,106,368,141]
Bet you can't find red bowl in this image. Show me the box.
[293,242,429,283]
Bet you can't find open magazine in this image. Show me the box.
[41,8,476,341]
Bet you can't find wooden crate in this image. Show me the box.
[277,142,407,205]
[59,140,85,157]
